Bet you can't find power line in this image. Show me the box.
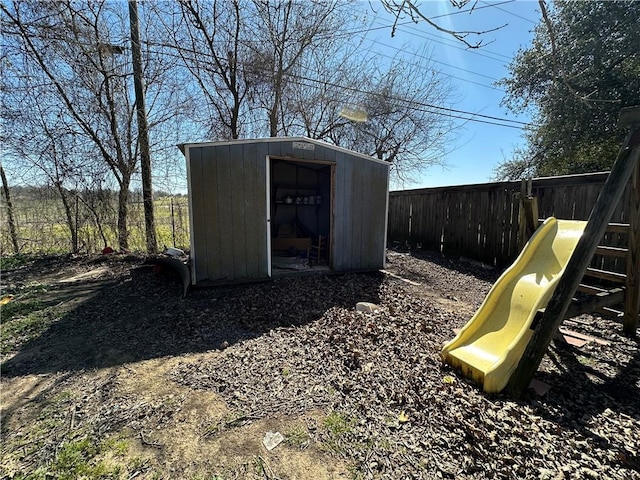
[361,37,503,83]
[145,42,530,129]
[358,38,505,92]
[372,21,512,65]
[431,0,517,19]
[288,4,520,65]
[478,0,538,24]
[282,71,530,129]
[381,20,513,62]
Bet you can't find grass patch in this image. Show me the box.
[23,436,125,480]
[285,424,310,449]
[2,282,47,299]
[0,253,31,270]
[324,411,355,437]
[1,302,60,355]
[321,411,356,454]
[577,354,597,367]
[1,282,63,356]
[3,390,137,480]
[1,390,74,478]
[1,299,45,322]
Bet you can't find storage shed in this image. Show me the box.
[180,137,390,285]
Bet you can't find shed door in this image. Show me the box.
[266,155,272,276]
[267,156,334,274]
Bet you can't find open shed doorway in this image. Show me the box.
[268,157,334,275]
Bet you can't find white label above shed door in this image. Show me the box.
[292,141,315,151]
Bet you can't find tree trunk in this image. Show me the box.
[269,90,280,137]
[76,191,109,250]
[117,178,130,251]
[0,165,20,254]
[57,184,78,253]
[129,0,157,254]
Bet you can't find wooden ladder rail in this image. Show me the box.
[530,216,631,327]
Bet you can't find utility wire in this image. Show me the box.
[358,38,505,91]
[361,37,503,83]
[145,42,530,129]
[330,0,517,38]
[478,0,538,24]
[281,70,530,129]
[377,20,513,63]
[430,0,517,19]
[209,2,524,65]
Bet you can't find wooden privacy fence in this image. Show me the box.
[388,172,631,268]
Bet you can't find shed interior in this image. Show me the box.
[270,158,333,271]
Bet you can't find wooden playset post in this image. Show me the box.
[518,178,539,251]
[624,128,640,336]
[507,106,640,397]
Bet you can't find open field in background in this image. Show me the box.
[0,195,190,254]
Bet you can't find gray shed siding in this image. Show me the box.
[187,143,268,283]
[184,138,389,284]
[333,154,389,271]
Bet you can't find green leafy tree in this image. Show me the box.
[497,0,640,180]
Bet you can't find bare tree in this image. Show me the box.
[282,58,355,140]
[163,0,356,140]
[2,1,183,252]
[0,164,20,254]
[3,89,113,253]
[380,0,504,48]
[245,0,349,137]
[0,45,21,254]
[2,41,103,254]
[2,1,138,249]
[164,0,248,140]
[280,41,456,184]
[344,58,455,183]
[165,0,457,184]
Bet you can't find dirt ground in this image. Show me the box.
[1,250,639,479]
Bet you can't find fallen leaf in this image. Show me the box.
[0,295,14,305]
[398,411,409,423]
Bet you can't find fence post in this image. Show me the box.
[170,196,177,247]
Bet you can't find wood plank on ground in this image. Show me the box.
[558,327,611,345]
[379,270,421,286]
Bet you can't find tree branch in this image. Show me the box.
[383,0,505,49]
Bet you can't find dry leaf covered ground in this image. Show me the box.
[1,250,638,479]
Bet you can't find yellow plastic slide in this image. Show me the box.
[441,217,587,393]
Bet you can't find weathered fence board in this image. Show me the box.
[388,172,631,268]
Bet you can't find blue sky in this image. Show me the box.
[364,0,541,189]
